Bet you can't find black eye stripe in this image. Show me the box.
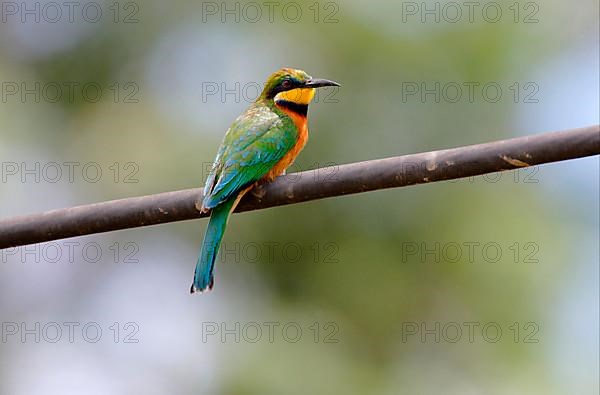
[265,77,300,98]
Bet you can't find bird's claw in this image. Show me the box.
[251,184,267,199]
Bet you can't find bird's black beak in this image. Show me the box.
[304,78,341,88]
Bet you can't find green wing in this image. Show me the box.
[202,104,297,209]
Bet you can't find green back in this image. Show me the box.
[202,100,297,209]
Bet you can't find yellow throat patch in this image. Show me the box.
[275,88,316,105]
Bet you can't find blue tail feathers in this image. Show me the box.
[190,198,236,294]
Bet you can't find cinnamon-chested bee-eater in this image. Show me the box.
[191,68,340,293]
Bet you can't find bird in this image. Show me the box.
[190,68,340,294]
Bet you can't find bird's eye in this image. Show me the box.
[281,79,292,89]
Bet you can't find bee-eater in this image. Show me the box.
[191,68,340,293]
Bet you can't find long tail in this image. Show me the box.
[190,197,237,294]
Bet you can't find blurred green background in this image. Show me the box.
[0,0,598,394]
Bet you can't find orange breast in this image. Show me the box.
[265,108,308,181]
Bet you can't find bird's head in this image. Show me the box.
[260,68,340,105]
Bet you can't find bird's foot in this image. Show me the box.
[251,184,267,199]
[195,200,210,214]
